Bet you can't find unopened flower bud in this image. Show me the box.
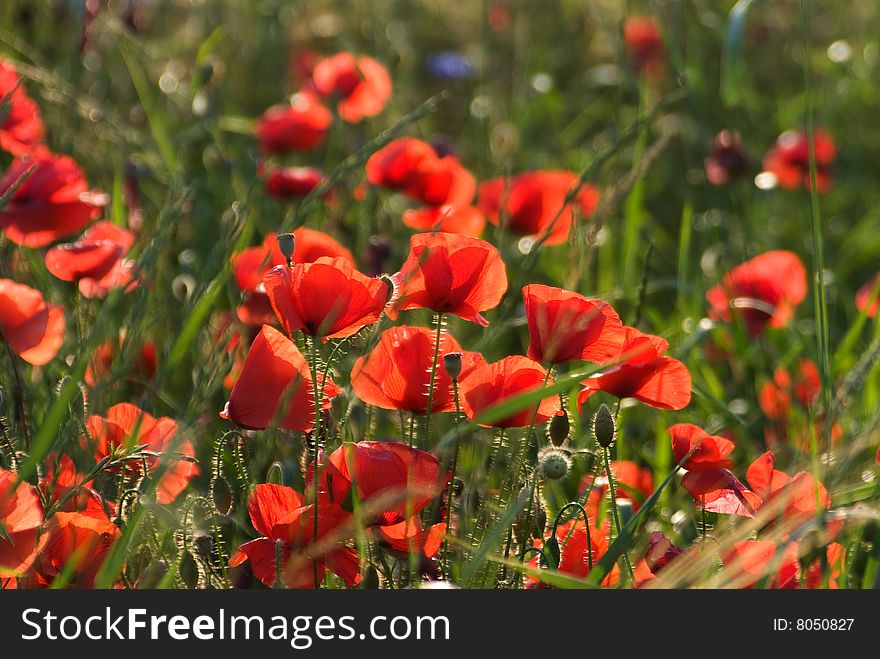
[277,232,296,266]
[266,461,284,485]
[538,447,571,481]
[592,403,616,448]
[547,409,570,446]
[443,352,463,380]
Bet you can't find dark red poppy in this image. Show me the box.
[220,324,340,432]
[389,232,507,326]
[705,130,749,186]
[478,171,600,246]
[525,520,618,588]
[0,278,65,365]
[351,325,483,415]
[0,152,105,248]
[763,128,836,192]
[39,511,121,588]
[576,326,691,411]
[644,531,685,576]
[0,59,45,156]
[669,423,760,517]
[86,403,199,505]
[264,166,325,200]
[311,53,392,123]
[229,483,360,589]
[523,284,624,365]
[263,257,388,340]
[0,468,46,578]
[316,441,447,524]
[402,204,486,237]
[706,250,807,337]
[459,355,559,428]
[255,94,332,154]
[624,16,665,77]
[856,272,880,318]
[84,337,157,387]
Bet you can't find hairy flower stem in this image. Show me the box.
[308,336,322,589]
[423,313,444,447]
[1,335,28,449]
[604,446,634,582]
[442,378,463,579]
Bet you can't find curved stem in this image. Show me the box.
[551,502,593,570]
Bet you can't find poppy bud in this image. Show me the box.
[443,352,463,381]
[547,409,570,446]
[538,447,571,481]
[211,475,233,516]
[361,564,380,589]
[266,461,284,485]
[592,403,616,448]
[193,530,214,561]
[277,232,296,266]
[179,550,199,589]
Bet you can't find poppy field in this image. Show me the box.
[1,0,879,592]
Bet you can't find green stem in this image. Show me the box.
[604,446,634,582]
[423,313,444,447]
[308,336,322,589]
[443,378,463,580]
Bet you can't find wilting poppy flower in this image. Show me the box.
[0,59,45,155]
[0,152,105,247]
[264,166,324,200]
[402,204,485,237]
[311,52,392,123]
[229,483,360,589]
[577,326,691,411]
[221,324,340,432]
[523,284,624,365]
[459,355,559,428]
[669,423,760,517]
[39,511,121,588]
[84,337,157,387]
[86,403,199,505]
[624,16,665,76]
[706,250,807,337]
[644,531,685,577]
[351,325,483,415]
[0,278,65,365]
[255,95,332,154]
[856,272,880,318]
[263,257,388,340]
[478,171,600,246]
[525,520,618,588]
[390,232,507,326]
[0,468,46,577]
[705,130,749,186]
[763,128,836,192]
[316,441,447,524]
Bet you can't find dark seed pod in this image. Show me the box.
[277,232,296,266]
[547,409,570,446]
[592,403,616,448]
[443,352,463,381]
[211,476,233,516]
[179,550,199,589]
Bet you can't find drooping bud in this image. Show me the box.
[266,461,284,485]
[277,232,296,267]
[211,475,233,516]
[592,403,616,448]
[547,409,570,446]
[179,550,199,589]
[443,352,463,381]
[538,446,571,481]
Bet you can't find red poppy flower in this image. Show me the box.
[86,403,199,505]
[78,259,138,299]
[389,232,507,326]
[84,337,157,387]
[525,520,618,588]
[759,359,820,422]
[255,94,332,154]
[705,130,749,186]
[316,441,447,524]
[0,60,45,156]
[0,152,105,247]
[263,257,388,340]
[763,129,836,192]
[229,484,360,589]
[706,250,807,337]
[220,324,340,432]
[624,16,665,77]
[523,284,625,365]
[478,171,600,246]
[39,511,121,588]
[669,423,760,517]
[576,326,691,411]
[722,540,800,589]
[402,204,486,237]
[580,460,654,517]
[459,355,559,428]
[644,531,685,576]
[69,221,137,298]
[366,138,439,199]
[311,53,392,123]
[40,454,110,518]
[45,240,123,282]
[0,468,46,577]
[264,166,325,200]
[0,278,65,365]
[351,325,483,414]
[376,520,445,559]
[856,272,880,318]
